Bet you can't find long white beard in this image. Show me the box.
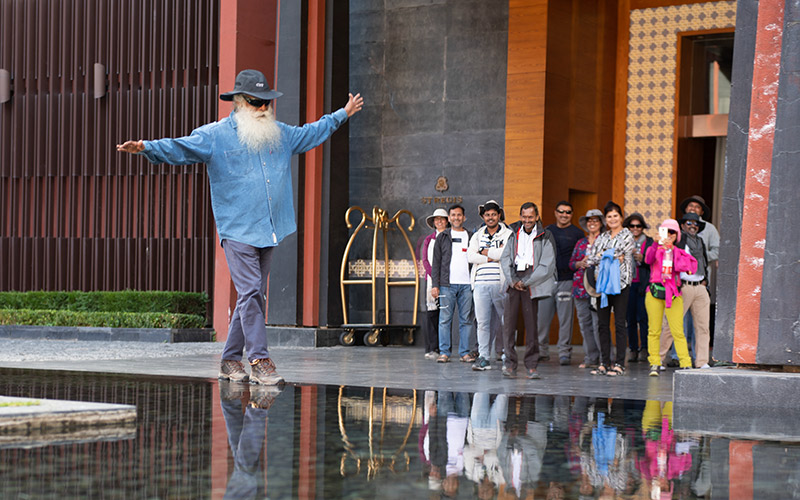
[234,105,282,152]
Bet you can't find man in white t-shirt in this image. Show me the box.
[431,205,475,363]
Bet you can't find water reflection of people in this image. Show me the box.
[464,393,508,498]
[429,391,470,497]
[219,382,282,500]
[637,401,692,499]
[500,395,547,499]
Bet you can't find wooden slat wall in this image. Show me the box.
[0,0,219,297]
[541,0,617,220]
[503,0,548,215]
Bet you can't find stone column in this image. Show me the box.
[716,0,799,366]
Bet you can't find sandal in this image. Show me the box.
[607,364,626,377]
[590,365,607,376]
[460,353,477,363]
[437,354,450,363]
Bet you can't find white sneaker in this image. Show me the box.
[699,363,711,369]
[424,352,438,360]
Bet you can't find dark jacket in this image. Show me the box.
[500,221,557,298]
[431,227,473,289]
[633,235,655,288]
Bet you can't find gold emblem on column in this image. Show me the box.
[434,176,448,193]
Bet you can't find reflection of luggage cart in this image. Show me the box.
[337,386,418,480]
[338,206,419,347]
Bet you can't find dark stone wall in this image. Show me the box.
[347,0,509,324]
[268,0,303,326]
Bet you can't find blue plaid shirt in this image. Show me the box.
[139,108,348,247]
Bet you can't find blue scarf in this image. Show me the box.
[596,249,621,308]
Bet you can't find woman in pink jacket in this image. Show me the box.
[643,219,697,376]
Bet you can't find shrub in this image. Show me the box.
[0,309,206,329]
[0,291,208,316]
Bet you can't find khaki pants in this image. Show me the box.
[659,283,711,367]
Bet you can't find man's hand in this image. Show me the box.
[116,140,145,154]
[431,287,439,299]
[344,93,364,117]
[513,281,527,291]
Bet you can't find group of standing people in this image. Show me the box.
[418,195,721,378]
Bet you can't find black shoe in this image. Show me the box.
[628,350,639,363]
[538,354,551,362]
[666,358,680,368]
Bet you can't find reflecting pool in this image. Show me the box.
[0,369,798,499]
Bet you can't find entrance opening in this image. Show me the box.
[675,31,734,226]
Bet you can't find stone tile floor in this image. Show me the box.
[0,339,678,401]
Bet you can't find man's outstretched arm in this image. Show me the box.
[288,93,364,155]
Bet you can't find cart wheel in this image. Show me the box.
[402,328,415,346]
[340,330,356,346]
[364,329,381,347]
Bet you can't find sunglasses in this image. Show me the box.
[628,224,642,228]
[556,209,572,215]
[668,230,678,235]
[243,95,271,108]
[685,221,699,227]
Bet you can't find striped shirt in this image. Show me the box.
[473,230,504,284]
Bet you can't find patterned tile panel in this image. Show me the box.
[625,1,735,230]
[348,259,421,279]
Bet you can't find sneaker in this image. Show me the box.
[472,356,491,371]
[249,358,285,385]
[248,385,282,410]
[526,369,541,380]
[649,365,660,377]
[538,354,551,362]
[699,363,711,369]
[502,366,516,378]
[424,351,438,360]
[219,359,250,382]
[437,354,450,363]
[666,358,680,368]
[559,357,570,366]
[628,350,639,362]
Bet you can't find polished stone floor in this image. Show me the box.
[0,341,677,401]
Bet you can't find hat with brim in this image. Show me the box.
[679,212,706,232]
[583,268,600,298]
[478,200,505,221]
[578,209,605,233]
[623,212,649,230]
[679,195,710,218]
[220,69,283,101]
[426,208,449,230]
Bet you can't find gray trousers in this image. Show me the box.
[221,239,274,362]
[574,297,600,365]
[536,280,575,358]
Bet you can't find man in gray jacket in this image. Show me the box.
[500,202,557,379]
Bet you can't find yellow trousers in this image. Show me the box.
[645,292,692,367]
[642,400,673,431]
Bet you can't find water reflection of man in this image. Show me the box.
[433,391,470,497]
[464,393,508,498]
[219,382,282,499]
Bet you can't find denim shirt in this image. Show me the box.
[139,108,349,247]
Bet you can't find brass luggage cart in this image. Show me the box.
[339,206,419,347]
